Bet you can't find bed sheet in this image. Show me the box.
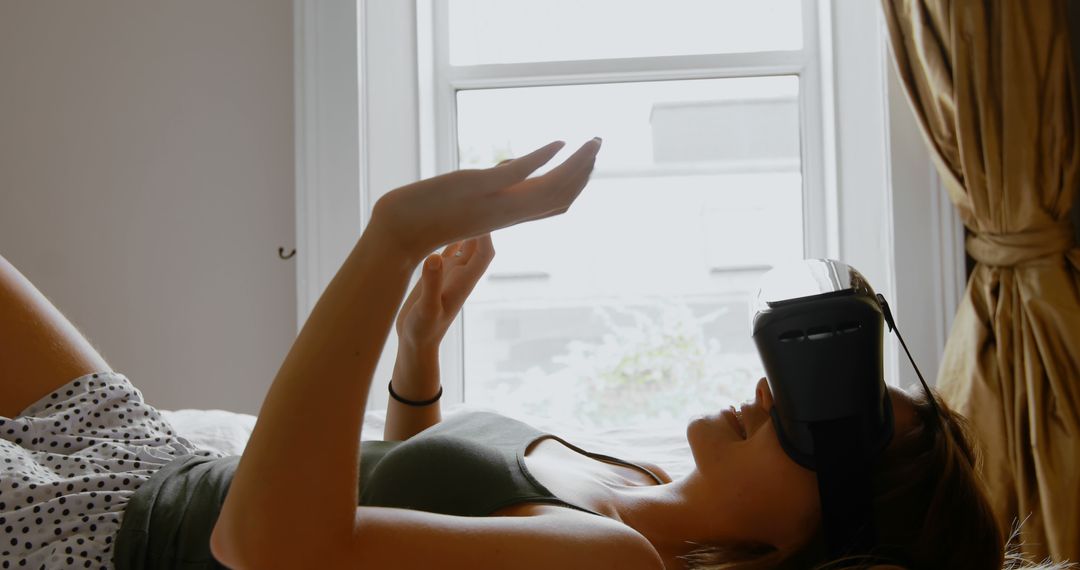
[160,404,696,480]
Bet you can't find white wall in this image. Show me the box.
[0,0,296,415]
[824,1,965,389]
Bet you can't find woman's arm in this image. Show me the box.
[0,253,112,418]
[384,342,441,441]
[384,236,495,441]
[213,139,601,568]
[212,220,419,565]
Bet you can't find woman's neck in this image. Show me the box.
[602,473,709,570]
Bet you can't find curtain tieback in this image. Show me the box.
[966,222,1077,267]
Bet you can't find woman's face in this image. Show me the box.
[684,377,917,553]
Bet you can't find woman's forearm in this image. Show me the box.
[384,344,442,441]
[214,218,420,562]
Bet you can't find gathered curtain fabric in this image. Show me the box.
[880,0,1080,562]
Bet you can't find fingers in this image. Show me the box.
[418,253,444,314]
[506,139,599,224]
[457,236,480,263]
[488,140,566,186]
[444,235,488,272]
[441,239,474,267]
[441,241,464,259]
[551,140,599,204]
[406,138,600,250]
[440,234,494,310]
[536,137,601,184]
[397,257,429,318]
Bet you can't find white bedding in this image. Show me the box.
[160,404,696,480]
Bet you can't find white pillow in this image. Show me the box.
[161,404,695,480]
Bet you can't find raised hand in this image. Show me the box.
[371,138,602,263]
[395,234,494,351]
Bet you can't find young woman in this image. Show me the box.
[1,138,1010,569]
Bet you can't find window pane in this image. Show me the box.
[449,0,803,66]
[457,76,803,429]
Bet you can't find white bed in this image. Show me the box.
[160,404,697,480]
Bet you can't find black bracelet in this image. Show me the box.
[388,380,443,406]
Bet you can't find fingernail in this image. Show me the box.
[592,137,602,143]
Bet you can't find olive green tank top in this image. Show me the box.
[358,410,664,517]
[113,410,663,569]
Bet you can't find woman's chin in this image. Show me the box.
[687,412,726,449]
[685,413,712,440]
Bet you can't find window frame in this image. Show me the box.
[294,0,965,413]
[421,0,830,251]
[421,0,830,409]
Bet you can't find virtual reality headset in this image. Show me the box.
[751,259,894,469]
[750,259,932,558]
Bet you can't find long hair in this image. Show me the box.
[674,389,1071,570]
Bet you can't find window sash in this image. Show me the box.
[409,0,829,408]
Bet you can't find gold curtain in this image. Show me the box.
[880,0,1080,562]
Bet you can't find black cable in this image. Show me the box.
[876,294,943,421]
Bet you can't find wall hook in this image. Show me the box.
[278,247,296,260]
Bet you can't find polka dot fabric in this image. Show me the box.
[0,372,223,569]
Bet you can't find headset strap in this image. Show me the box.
[876,294,942,420]
[808,295,936,559]
[810,416,877,557]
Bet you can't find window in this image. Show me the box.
[298,1,964,418]
[422,0,829,429]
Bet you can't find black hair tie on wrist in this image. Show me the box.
[388,380,443,406]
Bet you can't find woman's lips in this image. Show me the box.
[723,406,748,439]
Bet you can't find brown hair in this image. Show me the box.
[674,389,1014,570]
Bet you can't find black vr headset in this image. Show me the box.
[751,258,936,559]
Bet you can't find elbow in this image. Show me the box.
[211,489,355,568]
[210,527,283,570]
[210,497,289,568]
[210,519,247,569]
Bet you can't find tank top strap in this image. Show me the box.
[522,433,666,486]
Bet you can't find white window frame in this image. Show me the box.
[294,0,965,413]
